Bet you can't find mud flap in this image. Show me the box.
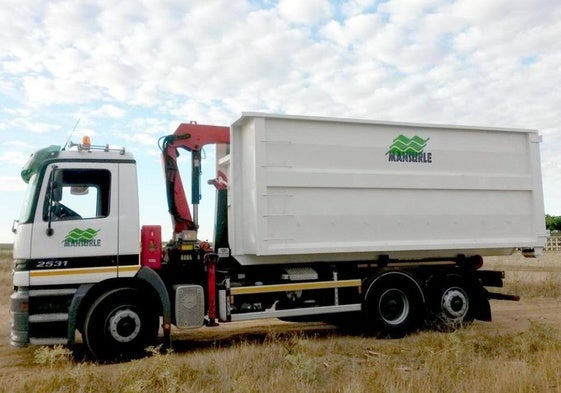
[472,286,492,322]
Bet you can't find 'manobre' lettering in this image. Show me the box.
[64,239,102,247]
[388,152,432,163]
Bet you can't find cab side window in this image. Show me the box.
[43,169,111,221]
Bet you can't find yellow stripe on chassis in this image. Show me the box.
[29,265,140,285]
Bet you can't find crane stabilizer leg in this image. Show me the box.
[205,253,220,327]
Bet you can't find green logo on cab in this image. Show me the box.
[63,228,101,247]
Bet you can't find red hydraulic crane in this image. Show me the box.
[159,122,230,237]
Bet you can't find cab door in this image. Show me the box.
[30,162,120,285]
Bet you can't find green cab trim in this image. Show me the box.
[21,145,61,183]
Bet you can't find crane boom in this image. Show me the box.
[159,122,230,237]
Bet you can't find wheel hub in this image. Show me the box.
[441,287,468,319]
[378,288,410,326]
[108,309,141,343]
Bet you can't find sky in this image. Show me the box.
[1,0,560,244]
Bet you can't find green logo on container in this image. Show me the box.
[63,228,101,247]
[387,134,432,163]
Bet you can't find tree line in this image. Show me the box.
[546,215,561,232]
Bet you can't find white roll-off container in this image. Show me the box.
[223,113,547,265]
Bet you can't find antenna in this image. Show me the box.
[62,119,80,151]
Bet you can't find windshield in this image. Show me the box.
[19,173,39,223]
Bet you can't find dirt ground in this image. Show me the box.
[1,252,560,372]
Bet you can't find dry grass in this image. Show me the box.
[2,324,561,393]
[486,252,561,298]
[504,273,561,298]
[1,251,561,392]
[0,249,12,298]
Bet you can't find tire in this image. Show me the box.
[363,272,425,338]
[83,288,159,361]
[427,275,474,332]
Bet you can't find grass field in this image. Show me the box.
[1,250,561,392]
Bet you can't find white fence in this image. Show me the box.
[546,237,561,251]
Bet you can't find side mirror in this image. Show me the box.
[46,166,61,236]
[52,170,63,202]
[12,219,19,234]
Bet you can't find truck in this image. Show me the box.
[10,112,548,360]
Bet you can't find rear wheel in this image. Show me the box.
[427,275,474,331]
[83,288,159,361]
[363,272,425,338]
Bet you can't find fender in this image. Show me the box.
[67,284,94,343]
[135,266,172,326]
[136,266,173,347]
[364,270,426,306]
[66,267,171,345]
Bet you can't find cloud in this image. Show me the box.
[340,0,377,17]
[23,76,101,104]
[90,104,127,119]
[1,0,558,119]
[0,151,29,167]
[321,13,384,47]
[0,0,45,74]
[277,0,332,24]
[8,116,61,134]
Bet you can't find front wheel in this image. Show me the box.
[83,288,159,361]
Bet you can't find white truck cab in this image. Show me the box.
[11,141,144,348]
